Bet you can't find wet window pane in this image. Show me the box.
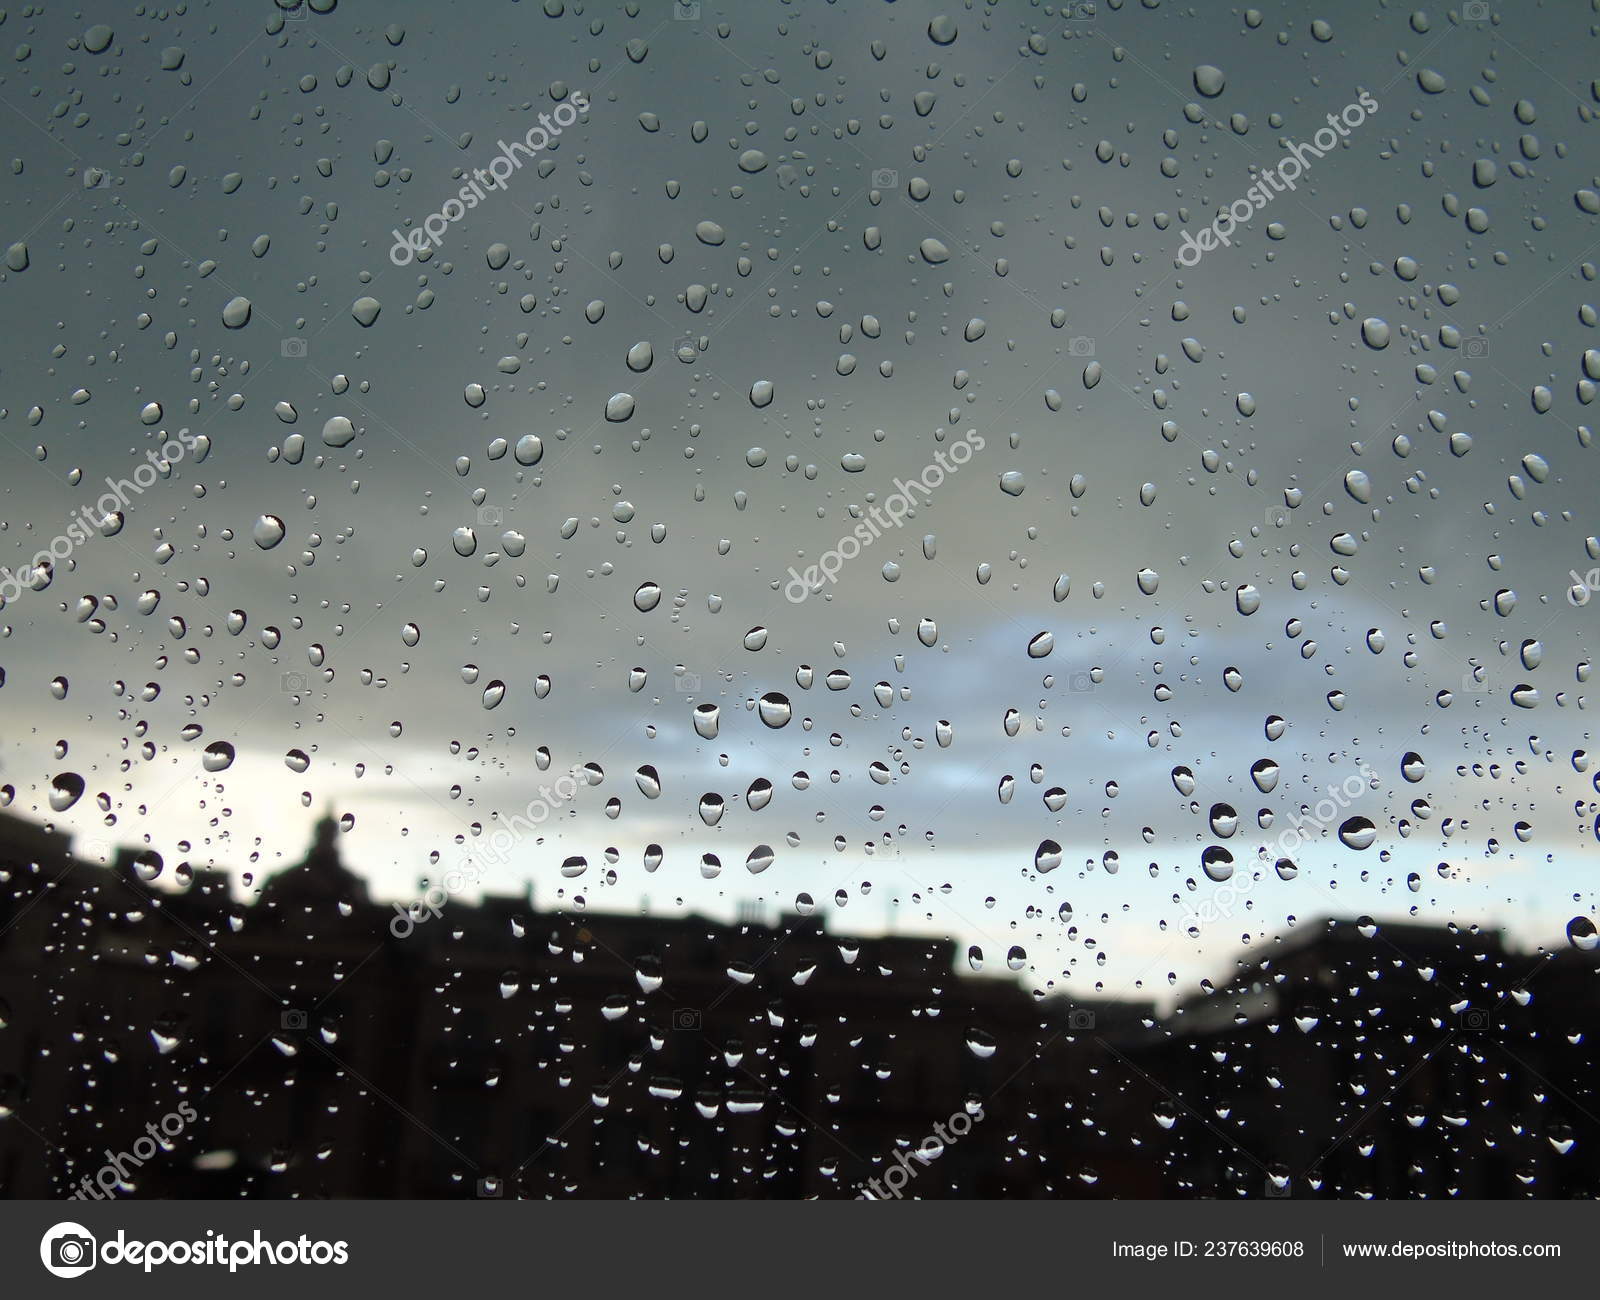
[1,0,1596,1202]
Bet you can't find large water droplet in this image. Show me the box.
[758,693,792,728]
[1338,816,1377,850]
[252,515,286,549]
[49,772,86,812]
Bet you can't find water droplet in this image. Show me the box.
[49,772,86,812]
[1209,803,1239,837]
[694,703,720,739]
[1250,759,1280,793]
[1201,845,1234,882]
[252,515,286,549]
[1338,817,1377,850]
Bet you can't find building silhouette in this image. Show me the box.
[0,809,1595,1198]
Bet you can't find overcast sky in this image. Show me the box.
[1,0,1596,1002]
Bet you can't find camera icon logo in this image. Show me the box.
[1462,337,1489,359]
[674,0,701,18]
[1459,668,1491,695]
[1067,1008,1096,1031]
[281,337,308,359]
[675,672,701,693]
[1461,0,1490,20]
[1063,0,1097,19]
[673,1008,702,1031]
[477,505,503,526]
[281,1009,308,1031]
[281,671,308,693]
[1068,671,1093,693]
[1264,505,1289,528]
[871,167,899,190]
[80,837,113,864]
[82,167,110,190]
[41,1222,97,1278]
[476,1177,503,1197]
[1068,336,1096,357]
[1264,1175,1291,1198]
[1460,1008,1492,1031]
